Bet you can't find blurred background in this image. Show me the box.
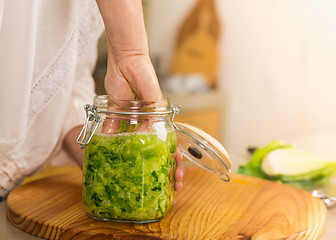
[93,0,336,156]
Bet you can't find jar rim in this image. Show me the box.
[93,95,173,115]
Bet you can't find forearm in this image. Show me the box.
[96,0,148,60]
[96,0,162,101]
[63,125,84,168]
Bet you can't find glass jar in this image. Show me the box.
[78,95,177,223]
[77,95,232,224]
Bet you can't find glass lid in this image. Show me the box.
[172,114,232,182]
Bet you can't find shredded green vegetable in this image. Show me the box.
[83,131,176,221]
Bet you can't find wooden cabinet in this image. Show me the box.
[164,91,226,142]
[174,108,221,140]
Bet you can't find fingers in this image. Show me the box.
[175,162,185,192]
[175,148,185,191]
[102,117,120,134]
[175,163,185,182]
[175,181,183,192]
[176,147,183,162]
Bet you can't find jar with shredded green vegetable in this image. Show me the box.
[79,95,177,223]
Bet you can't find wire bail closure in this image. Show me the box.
[76,104,102,149]
[76,104,178,149]
[171,105,181,124]
[220,173,231,182]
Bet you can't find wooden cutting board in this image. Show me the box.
[7,165,326,240]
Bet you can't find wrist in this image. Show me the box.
[97,0,148,58]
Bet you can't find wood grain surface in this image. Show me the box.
[7,165,326,240]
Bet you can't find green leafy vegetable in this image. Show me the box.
[238,140,293,178]
[83,131,176,222]
[238,140,336,190]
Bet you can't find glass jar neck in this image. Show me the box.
[93,95,173,116]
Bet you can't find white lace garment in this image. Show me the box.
[0,0,104,197]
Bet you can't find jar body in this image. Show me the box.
[82,97,176,223]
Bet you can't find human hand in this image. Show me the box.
[102,52,186,191]
[96,0,185,191]
[104,51,163,101]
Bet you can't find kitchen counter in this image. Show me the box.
[0,202,43,240]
